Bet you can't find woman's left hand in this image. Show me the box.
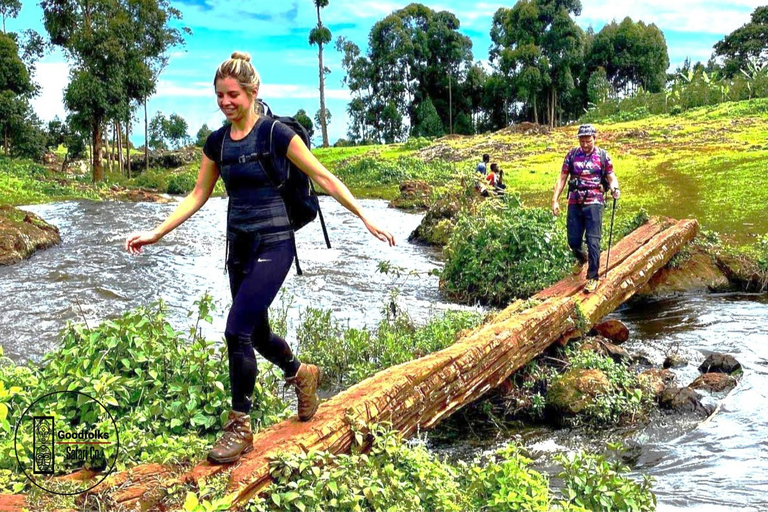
[363,218,396,246]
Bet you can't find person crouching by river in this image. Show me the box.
[551,124,619,294]
[124,51,395,464]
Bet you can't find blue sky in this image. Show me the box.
[6,0,763,147]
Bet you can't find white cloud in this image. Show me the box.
[578,0,761,34]
[155,80,212,98]
[260,84,351,100]
[29,62,69,123]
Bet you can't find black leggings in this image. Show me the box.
[225,235,301,413]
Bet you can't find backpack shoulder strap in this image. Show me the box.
[567,147,577,175]
[599,148,607,177]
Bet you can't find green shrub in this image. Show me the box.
[167,171,197,195]
[553,347,654,425]
[441,198,572,305]
[297,302,482,388]
[402,136,432,151]
[333,156,458,188]
[556,443,656,511]
[0,156,100,205]
[0,295,289,488]
[461,444,552,511]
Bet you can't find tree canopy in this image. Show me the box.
[715,6,768,77]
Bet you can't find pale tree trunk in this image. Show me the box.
[92,121,104,182]
[533,95,538,125]
[126,115,131,179]
[448,71,453,134]
[144,97,149,172]
[104,124,112,174]
[316,5,329,148]
[116,120,123,175]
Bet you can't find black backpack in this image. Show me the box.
[260,100,331,275]
[223,100,331,275]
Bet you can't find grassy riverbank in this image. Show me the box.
[313,98,768,248]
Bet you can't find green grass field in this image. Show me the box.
[314,98,768,247]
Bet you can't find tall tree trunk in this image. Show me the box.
[104,124,112,174]
[3,127,7,155]
[317,6,329,148]
[92,120,104,182]
[448,71,453,134]
[144,97,149,172]
[116,120,123,175]
[126,115,131,179]
[533,95,538,125]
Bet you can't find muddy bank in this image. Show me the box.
[0,206,61,266]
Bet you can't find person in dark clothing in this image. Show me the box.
[476,153,490,175]
[125,51,395,463]
[551,124,619,293]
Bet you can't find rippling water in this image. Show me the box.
[1,197,476,363]
[618,294,768,511]
[3,200,766,508]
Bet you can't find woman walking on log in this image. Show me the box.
[124,51,395,464]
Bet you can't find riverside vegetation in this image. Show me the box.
[0,294,655,512]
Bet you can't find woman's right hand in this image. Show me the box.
[125,230,161,254]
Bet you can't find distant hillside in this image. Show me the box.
[316,99,768,246]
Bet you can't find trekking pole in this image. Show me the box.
[603,196,617,278]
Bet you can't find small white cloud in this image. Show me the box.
[155,80,211,98]
[29,62,70,123]
[579,0,761,34]
[260,84,351,100]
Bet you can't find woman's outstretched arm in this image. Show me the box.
[286,137,395,247]
[125,154,220,254]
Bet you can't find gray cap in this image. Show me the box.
[577,124,596,137]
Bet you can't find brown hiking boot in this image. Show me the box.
[584,278,600,294]
[207,410,254,464]
[286,363,322,421]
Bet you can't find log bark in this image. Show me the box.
[74,217,697,511]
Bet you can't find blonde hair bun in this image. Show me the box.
[231,51,252,62]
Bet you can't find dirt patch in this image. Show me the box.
[0,206,61,266]
[497,122,551,136]
[418,143,463,163]
[390,180,432,210]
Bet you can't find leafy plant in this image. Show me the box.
[556,443,656,511]
[441,198,572,304]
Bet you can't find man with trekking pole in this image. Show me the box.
[552,124,620,293]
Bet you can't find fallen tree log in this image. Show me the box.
[65,217,697,511]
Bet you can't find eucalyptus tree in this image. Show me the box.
[586,17,668,96]
[0,0,20,34]
[715,6,768,77]
[490,0,583,127]
[309,0,331,147]
[336,36,371,143]
[294,108,314,138]
[0,30,35,155]
[42,0,186,182]
[336,4,471,142]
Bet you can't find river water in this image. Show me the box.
[1,197,474,364]
[2,200,767,509]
